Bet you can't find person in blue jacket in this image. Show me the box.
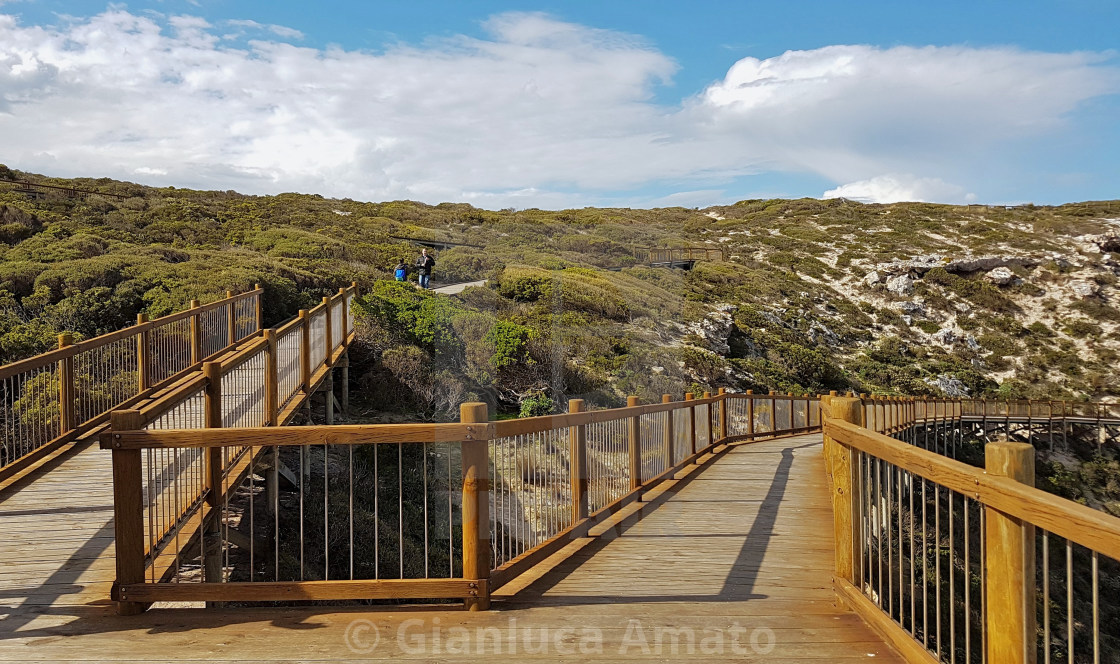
[394,259,408,282]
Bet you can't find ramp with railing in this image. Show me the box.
[0,288,264,480]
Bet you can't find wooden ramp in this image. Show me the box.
[0,433,901,662]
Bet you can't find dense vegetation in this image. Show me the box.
[2,166,1118,421]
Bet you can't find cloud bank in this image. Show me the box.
[0,10,1116,207]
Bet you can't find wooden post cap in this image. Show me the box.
[662,394,671,403]
[627,396,640,407]
[829,397,864,426]
[568,399,584,413]
[460,402,488,423]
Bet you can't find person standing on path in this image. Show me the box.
[415,248,436,289]
[394,259,408,282]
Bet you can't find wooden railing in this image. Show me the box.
[632,246,726,265]
[101,283,358,613]
[823,395,1120,664]
[100,389,821,613]
[4,179,129,201]
[0,287,263,480]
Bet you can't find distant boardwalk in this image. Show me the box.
[0,432,902,662]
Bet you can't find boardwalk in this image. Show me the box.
[0,432,900,662]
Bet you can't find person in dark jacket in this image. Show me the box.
[415,249,435,288]
[394,259,408,281]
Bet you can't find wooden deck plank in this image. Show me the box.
[0,432,904,662]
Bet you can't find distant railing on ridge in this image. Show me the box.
[632,246,726,265]
[0,287,263,479]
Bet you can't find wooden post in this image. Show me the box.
[338,287,348,342]
[189,299,202,364]
[662,394,674,469]
[299,310,311,393]
[254,283,264,331]
[685,393,696,455]
[717,388,729,441]
[340,357,350,415]
[702,392,712,449]
[325,369,335,426]
[569,399,588,524]
[460,402,491,610]
[136,313,150,392]
[628,396,641,489]
[226,290,236,345]
[826,397,864,588]
[58,333,75,433]
[109,409,147,615]
[985,442,1037,664]
[746,389,754,438]
[202,361,223,585]
[263,329,279,426]
[322,296,333,366]
[787,391,795,430]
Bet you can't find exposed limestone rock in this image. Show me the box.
[898,301,925,316]
[863,270,882,286]
[686,303,737,355]
[885,274,914,296]
[808,321,841,347]
[932,328,957,346]
[874,254,1039,277]
[1077,233,1120,254]
[924,374,970,397]
[1071,280,1100,298]
[985,266,1015,286]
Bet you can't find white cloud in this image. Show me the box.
[823,174,976,204]
[226,19,304,40]
[0,10,1117,208]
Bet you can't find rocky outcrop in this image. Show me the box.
[872,254,1040,277]
[985,266,1015,286]
[924,374,970,397]
[885,274,914,296]
[686,304,737,355]
[1070,280,1100,298]
[1077,234,1120,253]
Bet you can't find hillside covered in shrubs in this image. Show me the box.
[1,166,1118,420]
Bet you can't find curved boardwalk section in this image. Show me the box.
[0,432,900,662]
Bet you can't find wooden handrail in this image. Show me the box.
[824,397,1120,664]
[0,287,267,481]
[103,384,818,612]
[0,288,263,381]
[825,417,1120,561]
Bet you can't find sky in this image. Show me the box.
[1,1,1118,209]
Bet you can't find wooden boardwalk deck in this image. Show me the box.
[0,433,901,662]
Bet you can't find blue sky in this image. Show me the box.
[1,0,1118,207]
